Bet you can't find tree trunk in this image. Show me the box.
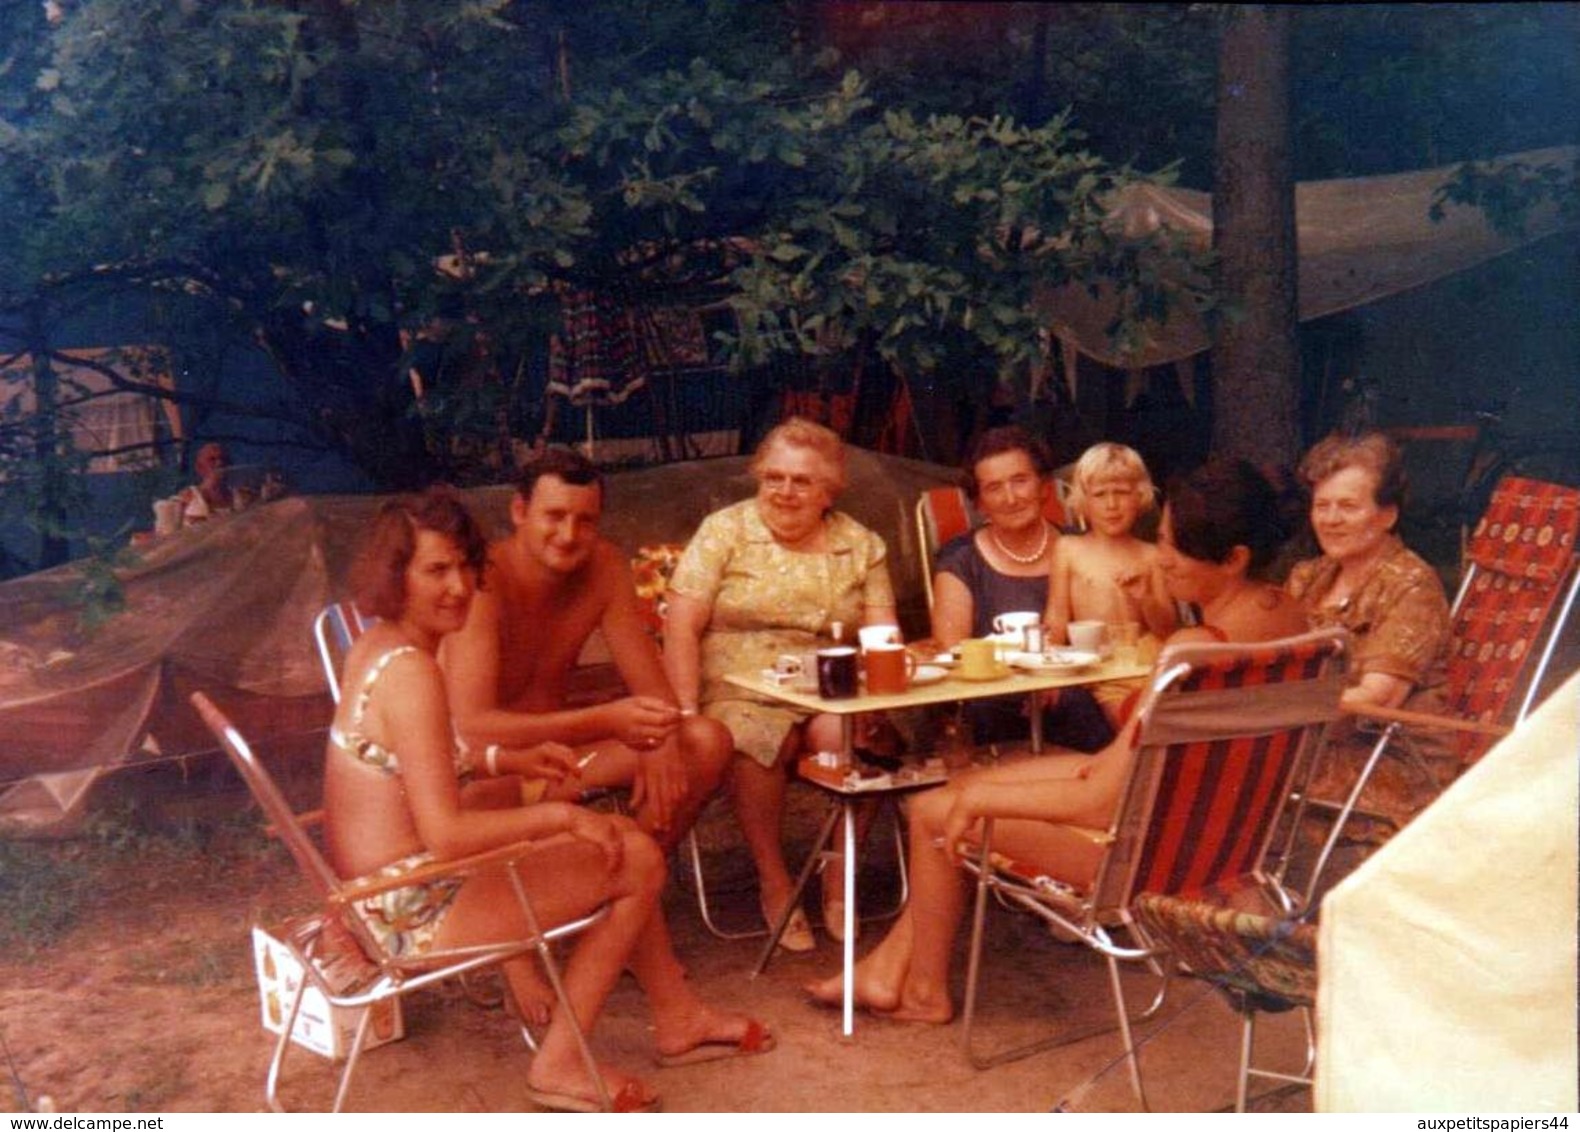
[1211,6,1299,468]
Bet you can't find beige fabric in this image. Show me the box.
[1316,669,1579,1112]
[1038,146,1578,368]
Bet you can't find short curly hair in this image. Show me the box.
[750,416,847,494]
[349,485,488,621]
[962,425,1054,501]
[516,446,603,504]
[1298,431,1407,510]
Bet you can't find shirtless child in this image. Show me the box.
[1044,443,1177,725]
[443,448,733,855]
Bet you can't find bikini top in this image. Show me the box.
[328,646,474,779]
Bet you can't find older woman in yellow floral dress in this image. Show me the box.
[663,417,897,951]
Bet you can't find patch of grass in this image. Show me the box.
[0,803,278,953]
[0,839,90,954]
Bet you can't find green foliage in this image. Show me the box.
[0,837,88,953]
[1430,154,1580,238]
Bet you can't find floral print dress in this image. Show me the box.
[668,499,894,767]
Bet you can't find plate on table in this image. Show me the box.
[1005,649,1101,672]
[911,664,949,687]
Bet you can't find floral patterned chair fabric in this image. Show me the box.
[1311,476,1580,887]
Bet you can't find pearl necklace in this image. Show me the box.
[989,521,1050,565]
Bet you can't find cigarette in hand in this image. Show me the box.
[577,750,600,772]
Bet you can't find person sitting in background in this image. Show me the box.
[929,426,1112,752]
[176,442,247,526]
[328,486,770,1112]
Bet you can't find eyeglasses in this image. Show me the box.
[759,472,822,496]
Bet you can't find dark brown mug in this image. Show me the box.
[816,646,859,699]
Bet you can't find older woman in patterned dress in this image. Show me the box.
[663,418,897,951]
[1288,431,1454,836]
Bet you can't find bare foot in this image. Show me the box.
[889,987,954,1025]
[503,958,557,1029]
[802,967,900,1014]
[652,1001,772,1062]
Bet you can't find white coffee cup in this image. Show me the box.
[857,624,902,652]
[992,611,1041,637]
[1067,620,1107,653]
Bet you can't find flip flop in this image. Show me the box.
[653,1018,777,1068]
[525,1081,662,1113]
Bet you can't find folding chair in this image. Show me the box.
[192,692,610,1112]
[1297,474,1580,890]
[915,476,1080,612]
[312,601,376,705]
[957,627,1350,1109]
[1132,892,1319,1112]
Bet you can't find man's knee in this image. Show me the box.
[623,828,668,894]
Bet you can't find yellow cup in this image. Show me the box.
[958,638,999,679]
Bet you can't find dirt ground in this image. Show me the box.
[0,750,1318,1115]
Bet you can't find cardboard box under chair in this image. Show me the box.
[252,917,404,1060]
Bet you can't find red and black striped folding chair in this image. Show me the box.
[958,627,1350,1109]
[1300,475,1580,890]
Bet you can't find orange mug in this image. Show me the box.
[862,644,916,695]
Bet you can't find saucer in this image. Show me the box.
[954,664,1012,682]
[1005,649,1100,672]
[911,664,949,687]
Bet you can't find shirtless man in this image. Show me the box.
[442,447,732,855]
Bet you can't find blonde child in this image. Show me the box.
[1045,445,1176,724]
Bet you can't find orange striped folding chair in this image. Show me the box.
[915,475,1081,611]
[1299,475,1580,890]
[957,627,1350,1109]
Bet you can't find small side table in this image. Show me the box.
[753,758,951,1037]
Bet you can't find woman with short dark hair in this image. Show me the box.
[327,487,771,1112]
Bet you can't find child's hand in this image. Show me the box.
[1114,568,1149,603]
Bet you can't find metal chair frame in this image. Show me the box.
[1132,892,1319,1112]
[192,691,610,1112]
[958,628,1350,1109]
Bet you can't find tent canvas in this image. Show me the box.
[1316,669,1579,1112]
[1039,146,1578,371]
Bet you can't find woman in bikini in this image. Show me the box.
[807,459,1307,1022]
[325,487,771,1112]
